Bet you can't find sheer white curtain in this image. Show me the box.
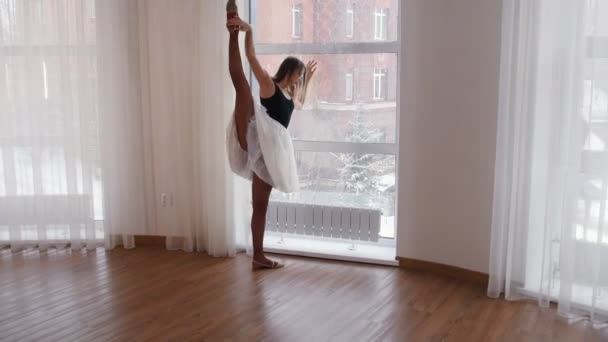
[201,0,252,256]
[142,0,251,256]
[0,0,102,251]
[1,0,250,256]
[97,0,150,250]
[104,0,252,256]
[490,0,608,324]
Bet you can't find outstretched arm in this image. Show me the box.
[227,17,275,98]
[294,60,317,109]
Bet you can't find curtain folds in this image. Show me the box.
[490,0,608,325]
[0,0,249,257]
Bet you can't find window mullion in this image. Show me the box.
[293,140,396,155]
[255,42,398,55]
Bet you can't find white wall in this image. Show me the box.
[397,0,503,273]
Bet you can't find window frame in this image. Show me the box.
[0,0,103,222]
[345,71,353,101]
[346,7,354,39]
[374,8,388,41]
[291,3,303,39]
[42,61,49,100]
[373,68,387,100]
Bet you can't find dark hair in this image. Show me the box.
[273,56,305,83]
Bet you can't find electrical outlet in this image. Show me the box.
[161,193,168,207]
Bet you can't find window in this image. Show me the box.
[33,0,42,18]
[86,0,96,20]
[346,7,354,39]
[252,0,399,239]
[345,72,353,101]
[373,68,387,100]
[576,4,608,246]
[374,8,388,41]
[1,0,16,40]
[4,63,12,100]
[42,61,49,100]
[0,0,104,230]
[292,4,303,39]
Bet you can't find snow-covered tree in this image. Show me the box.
[333,105,389,195]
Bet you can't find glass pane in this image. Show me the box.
[41,147,67,194]
[1,55,98,137]
[585,0,608,36]
[0,0,96,46]
[47,224,69,240]
[96,220,104,239]
[271,151,396,238]
[21,225,37,241]
[583,59,608,151]
[0,226,8,241]
[258,53,397,143]
[576,178,608,245]
[93,167,104,220]
[0,149,4,196]
[253,0,399,43]
[14,147,34,195]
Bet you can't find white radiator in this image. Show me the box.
[0,195,93,225]
[266,201,381,242]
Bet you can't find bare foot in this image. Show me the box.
[226,0,238,18]
[252,256,283,269]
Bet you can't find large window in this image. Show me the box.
[251,0,399,239]
[0,0,103,242]
[577,1,608,246]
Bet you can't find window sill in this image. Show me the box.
[263,232,398,266]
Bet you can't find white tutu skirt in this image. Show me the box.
[226,102,299,193]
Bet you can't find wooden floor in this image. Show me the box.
[1,247,606,342]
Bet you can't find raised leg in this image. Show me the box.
[229,31,253,151]
[227,1,252,151]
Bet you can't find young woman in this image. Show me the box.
[225,2,317,269]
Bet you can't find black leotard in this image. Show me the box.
[260,83,294,128]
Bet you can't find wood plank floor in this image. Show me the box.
[1,247,606,342]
